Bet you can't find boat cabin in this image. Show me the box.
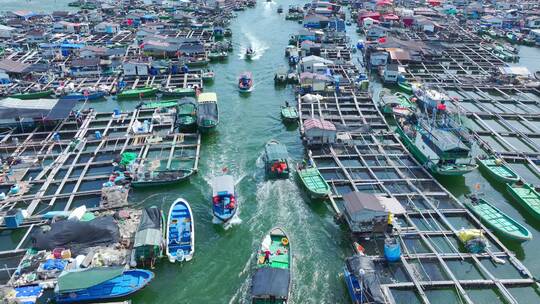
[303,118,336,146]
[212,175,236,220]
[382,64,399,83]
[264,142,290,179]
[342,191,405,234]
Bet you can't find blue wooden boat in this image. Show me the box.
[55,267,153,303]
[166,198,195,263]
[212,175,237,223]
[61,91,106,101]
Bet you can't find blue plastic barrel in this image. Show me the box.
[53,132,60,141]
[113,109,120,116]
[95,131,102,140]
[384,238,401,262]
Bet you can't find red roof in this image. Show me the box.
[358,12,381,21]
[382,14,400,21]
[304,119,336,131]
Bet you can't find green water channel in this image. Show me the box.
[4,0,540,303]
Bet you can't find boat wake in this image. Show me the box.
[238,32,268,60]
[228,251,256,304]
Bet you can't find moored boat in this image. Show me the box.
[177,97,198,131]
[251,227,291,303]
[131,169,194,187]
[464,196,532,242]
[9,89,54,100]
[395,114,477,176]
[166,198,195,263]
[202,70,215,83]
[344,254,385,303]
[477,156,520,183]
[132,206,165,267]
[60,90,106,102]
[397,80,413,94]
[263,140,290,179]
[506,181,540,221]
[211,175,237,223]
[117,87,158,100]
[55,267,154,303]
[197,92,219,131]
[378,91,414,116]
[297,165,330,198]
[238,72,253,93]
[280,105,298,123]
[159,87,196,98]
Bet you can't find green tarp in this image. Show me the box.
[57,266,124,293]
[120,152,137,166]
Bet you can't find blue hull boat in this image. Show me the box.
[212,175,237,223]
[61,91,106,101]
[55,268,154,303]
[166,198,195,263]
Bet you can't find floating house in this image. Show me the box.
[342,191,405,234]
[303,118,337,146]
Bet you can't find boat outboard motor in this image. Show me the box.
[176,249,185,262]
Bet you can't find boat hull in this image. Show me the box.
[506,183,540,221]
[131,170,194,188]
[117,88,158,100]
[297,167,330,199]
[61,91,106,101]
[465,198,532,242]
[55,270,154,303]
[395,122,477,176]
[166,198,195,263]
[477,158,520,183]
[10,89,54,100]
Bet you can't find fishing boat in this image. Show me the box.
[60,90,106,102]
[274,68,288,84]
[238,72,253,93]
[277,5,283,13]
[117,87,158,100]
[251,227,291,303]
[280,105,298,123]
[506,181,540,221]
[202,70,215,83]
[464,196,532,242]
[411,84,449,112]
[245,47,255,60]
[397,80,413,94]
[477,156,520,183]
[197,92,219,131]
[378,91,414,116]
[211,175,237,223]
[177,97,198,131]
[132,206,165,267]
[9,89,54,100]
[344,254,385,303]
[159,87,196,98]
[166,198,195,263]
[263,140,290,179]
[55,267,154,303]
[395,114,477,176]
[131,169,194,187]
[208,50,228,61]
[297,165,330,198]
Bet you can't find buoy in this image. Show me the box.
[281,237,289,246]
